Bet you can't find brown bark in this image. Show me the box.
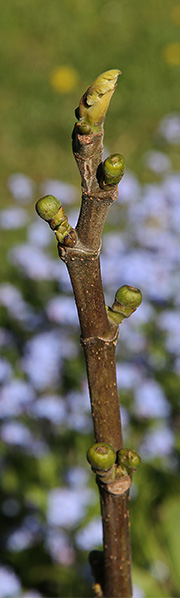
[58,124,132,597]
[99,479,132,598]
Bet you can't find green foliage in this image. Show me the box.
[0,0,179,189]
[0,2,180,596]
[160,497,180,589]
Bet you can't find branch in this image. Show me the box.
[35,69,142,598]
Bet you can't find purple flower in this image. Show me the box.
[47,487,95,529]
[0,328,12,348]
[129,184,167,226]
[40,179,77,204]
[1,421,33,447]
[118,323,146,354]
[67,411,92,433]
[0,379,35,418]
[142,150,171,174]
[66,390,92,431]
[67,390,90,413]
[7,173,35,202]
[0,566,21,597]
[65,466,90,488]
[150,560,169,582]
[157,113,180,144]
[116,363,141,390]
[163,173,180,203]
[117,171,141,204]
[9,244,59,281]
[45,530,75,565]
[28,219,52,247]
[132,585,145,598]
[75,517,102,550]
[133,379,170,419]
[0,283,38,328]
[30,395,67,424]
[6,527,34,552]
[102,232,127,256]
[157,309,180,354]
[46,295,78,326]
[0,207,28,229]
[140,426,174,458]
[0,358,12,384]
[21,331,63,391]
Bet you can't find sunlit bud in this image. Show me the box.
[87,442,116,471]
[115,285,142,312]
[35,195,61,221]
[36,195,76,247]
[106,285,142,325]
[77,69,121,131]
[77,122,92,135]
[117,448,141,472]
[102,154,125,186]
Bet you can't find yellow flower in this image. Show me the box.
[163,42,180,66]
[171,5,180,26]
[50,66,79,93]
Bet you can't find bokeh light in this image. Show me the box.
[50,65,79,93]
[163,42,180,66]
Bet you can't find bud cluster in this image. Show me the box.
[35,195,76,247]
[87,442,141,483]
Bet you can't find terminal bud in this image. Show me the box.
[77,69,121,132]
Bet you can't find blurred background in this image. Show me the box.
[0,1,180,597]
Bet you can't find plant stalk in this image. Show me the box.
[57,126,132,597]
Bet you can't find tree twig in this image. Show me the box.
[59,123,132,597]
[35,70,142,598]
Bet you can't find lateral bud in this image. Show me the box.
[106,284,142,324]
[76,122,92,136]
[117,448,141,474]
[35,195,77,247]
[35,195,61,222]
[101,153,125,187]
[89,551,104,597]
[87,442,116,472]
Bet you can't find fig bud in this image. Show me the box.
[87,442,116,471]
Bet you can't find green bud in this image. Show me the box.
[36,194,77,248]
[77,69,121,131]
[116,463,129,478]
[87,442,116,471]
[103,154,125,186]
[35,195,61,222]
[106,285,142,326]
[117,448,141,472]
[115,285,142,311]
[77,122,92,135]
